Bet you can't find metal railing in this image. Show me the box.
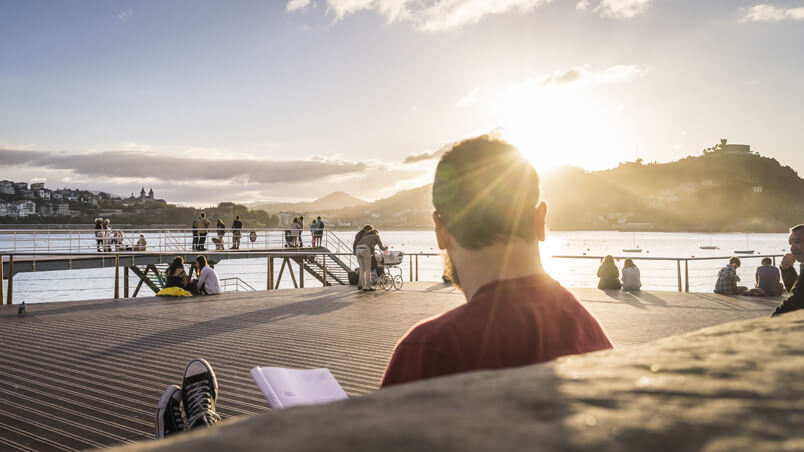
[550,254,786,292]
[220,277,256,293]
[0,227,344,255]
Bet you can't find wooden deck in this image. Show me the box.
[0,283,783,451]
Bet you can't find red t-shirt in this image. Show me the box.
[380,274,613,387]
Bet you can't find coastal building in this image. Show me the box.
[38,204,54,216]
[37,188,51,199]
[0,180,15,195]
[31,182,45,190]
[0,203,8,216]
[14,182,28,191]
[16,200,36,217]
[703,138,751,155]
[55,203,71,215]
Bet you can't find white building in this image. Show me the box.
[0,203,10,216]
[16,200,36,217]
[55,203,70,215]
[37,189,51,199]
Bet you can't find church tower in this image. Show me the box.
[148,188,154,200]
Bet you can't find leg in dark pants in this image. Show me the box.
[199,233,207,250]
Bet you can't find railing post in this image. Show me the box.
[267,256,274,290]
[114,254,120,299]
[7,255,13,305]
[124,266,129,298]
[676,260,682,292]
[684,260,689,292]
[415,254,419,282]
[0,254,4,305]
[299,258,304,288]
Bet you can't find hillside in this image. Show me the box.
[253,191,367,214]
[322,150,804,232]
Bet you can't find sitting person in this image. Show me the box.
[772,224,804,316]
[597,255,622,290]
[755,257,783,296]
[714,256,748,295]
[621,258,642,291]
[188,255,221,295]
[135,234,147,251]
[164,257,190,289]
[156,135,613,438]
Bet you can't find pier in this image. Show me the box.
[0,283,782,451]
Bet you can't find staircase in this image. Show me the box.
[291,250,353,286]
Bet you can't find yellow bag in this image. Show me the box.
[156,286,192,297]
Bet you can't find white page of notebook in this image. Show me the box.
[256,367,348,408]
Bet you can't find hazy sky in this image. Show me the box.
[1,0,803,206]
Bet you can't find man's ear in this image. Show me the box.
[535,201,547,242]
[433,211,450,250]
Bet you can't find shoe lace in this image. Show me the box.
[184,380,221,426]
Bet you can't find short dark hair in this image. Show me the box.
[761,257,772,265]
[432,135,540,249]
[729,256,741,267]
[791,224,804,233]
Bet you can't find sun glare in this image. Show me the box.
[493,81,631,171]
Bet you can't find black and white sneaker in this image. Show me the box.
[182,358,221,429]
[156,385,185,439]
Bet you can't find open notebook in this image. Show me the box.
[250,366,349,409]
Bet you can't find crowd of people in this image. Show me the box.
[191,214,244,250]
[285,215,325,247]
[93,217,146,252]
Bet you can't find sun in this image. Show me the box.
[492,81,631,171]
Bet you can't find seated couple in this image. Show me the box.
[162,255,221,296]
[155,135,614,439]
[597,256,642,291]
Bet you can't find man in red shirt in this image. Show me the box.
[381,135,613,387]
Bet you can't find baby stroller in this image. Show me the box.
[375,251,404,291]
[284,229,294,248]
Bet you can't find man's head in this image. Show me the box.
[235,215,239,220]
[317,216,321,221]
[729,256,741,268]
[432,135,546,286]
[201,212,206,218]
[789,224,804,263]
[761,257,772,266]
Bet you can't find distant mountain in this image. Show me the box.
[253,191,367,214]
[322,148,804,232]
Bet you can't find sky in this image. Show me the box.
[1,0,803,207]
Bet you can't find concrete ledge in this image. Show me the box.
[116,311,804,452]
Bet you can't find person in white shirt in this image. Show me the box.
[622,258,642,291]
[190,255,221,295]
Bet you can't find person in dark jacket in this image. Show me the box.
[94,218,104,252]
[597,255,621,289]
[772,224,804,316]
[231,216,243,249]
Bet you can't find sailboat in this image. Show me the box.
[699,245,718,250]
[734,233,754,254]
[622,231,642,253]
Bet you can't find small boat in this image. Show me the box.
[734,250,755,254]
[699,246,718,250]
[622,232,642,253]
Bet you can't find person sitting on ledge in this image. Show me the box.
[597,255,622,290]
[381,135,613,386]
[714,256,748,295]
[188,255,220,295]
[154,135,614,438]
[621,258,642,291]
[772,224,804,316]
[755,257,783,297]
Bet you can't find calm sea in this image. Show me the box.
[2,230,791,303]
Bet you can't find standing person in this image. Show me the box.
[621,258,642,291]
[188,255,220,295]
[198,213,211,251]
[103,219,112,252]
[773,224,804,316]
[191,215,200,250]
[94,218,104,252]
[298,216,305,247]
[310,219,317,246]
[354,225,387,291]
[755,257,783,296]
[314,216,324,247]
[597,255,621,289]
[291,217,301,247]
[136,234,147,251]
[714,256,748,295]
[231,216,243,249]
[215,218,226,250]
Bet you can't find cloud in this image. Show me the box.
[118,8,133,22]
[595,0,651,19]
[576,0,591,11]
[287,0,312,12]
[403,141,457,164]
[739,4,804,23]
[288,0,553,31]
[538,65,646,86]
[456,87,479,107]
